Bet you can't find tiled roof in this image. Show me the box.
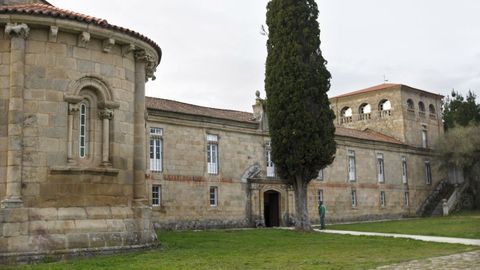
[0,3,161,58]
[331,83,443,99]
[146,97,256,123]
[335,127,405,145]
[331,83,401,99]
[146,97,406,145]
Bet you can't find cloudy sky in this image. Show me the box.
[50,0,480,112]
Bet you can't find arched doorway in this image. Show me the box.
[264,190,280,227]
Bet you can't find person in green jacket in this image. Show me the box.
[318,201,326,229]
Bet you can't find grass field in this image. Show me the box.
[327,211,480,239]
[2,229,477,270]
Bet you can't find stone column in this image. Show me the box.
[131,49,158,244]
[99,109,113,166]
[133,50,148,206]
[1,23,29,208]
[67,103,80,164]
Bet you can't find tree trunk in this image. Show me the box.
[293,174,312,231]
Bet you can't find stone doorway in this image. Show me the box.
[264,190,280,227]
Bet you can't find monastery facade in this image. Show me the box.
[0,0,446,263]
[145,84,444,229]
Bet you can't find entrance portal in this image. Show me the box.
[264,190,280,227]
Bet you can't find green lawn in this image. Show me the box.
[327,211,480,239]
[2,229,477,270]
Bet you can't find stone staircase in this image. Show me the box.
[417,179,455,217]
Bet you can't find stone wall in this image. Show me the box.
[307,137,443,223]
[400,86,443,149]
[146,106,443,228]
[2,26,139,208]
[0,12,160,261]
[0,26,8,201]
[330,86,406,142]
[0,206,156,264]
[147,114,268,229]
[330,85,443,149]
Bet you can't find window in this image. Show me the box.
[265,141,275,177]
[152,185,161,206]
[377,153,385,183]
[340,107,353,123]
[358,103,371,120]
[418,101,425,112]
[351,190,357,207]
[209,186,218,207]
[347,150,356,181]
[207,134,218,174]
[359,103,371,114]
[429,104,437,119]
[149,127,163,172]
[404,191,409,207]
[380,191,386,207]
[379,99,391,111]
[407,99,414,111]
[402,156,408,184]
[421,128,428,148]
[317,189,324,205]
[317,169,324,181]
[341,107,353,117]
[378,99,392,117]
[425,161,432,185]
[79,102,87,158]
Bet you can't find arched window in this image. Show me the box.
[429,104,436,119]
[65,76,119,167]
[358,103,371,120]
[340,106,353,123]
[341,107,352,117]
[418,101,425,112]
[379,99,391,111]
[378,99,391,117]
[407,99,414,111]
[79,102,87,158]
[418,101,425,117]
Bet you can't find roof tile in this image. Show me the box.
[0,3,161,58]
[146,97,406,145]
[146,97,256,123]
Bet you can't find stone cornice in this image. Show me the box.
[49,166,119,176]
[0,15,160,65]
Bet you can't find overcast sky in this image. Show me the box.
[50,0,480,112]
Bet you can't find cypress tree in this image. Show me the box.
[265,0,336,231]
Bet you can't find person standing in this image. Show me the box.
[319,201,326,229]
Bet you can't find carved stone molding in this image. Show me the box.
[49,166,119,176]
[64,94,84,104]
[78,31,90,48]
[98,109,113,120]
[49,26,58,42]
[68,103,80,114]
[122,43,136,56]
[99,100,120,110]
[5,23,29,39]
[134,49,157,81]
[102,38,115,53]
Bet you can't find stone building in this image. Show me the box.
[145,83,445,229]
[0,0,448,264]
[0,0,161,263]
